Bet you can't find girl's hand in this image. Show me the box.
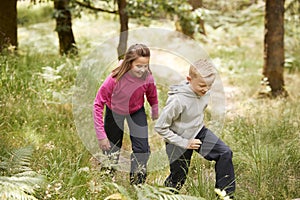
[98,138,111,150]
[187,139,202,150]
[151,114,158,120]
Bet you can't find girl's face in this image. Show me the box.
[129,56,150,78]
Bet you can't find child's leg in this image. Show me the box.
[127,106,150,184]
[165,142,193,191]
[104,106,125,163]
[196,126,236,196]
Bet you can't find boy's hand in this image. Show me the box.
[187,139,202,150]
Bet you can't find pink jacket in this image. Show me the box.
[93,72,158,140]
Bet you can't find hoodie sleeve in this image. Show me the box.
[154,95,190,149]
[93,75,115,140]
[145,75,159,118]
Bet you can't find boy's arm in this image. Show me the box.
[154,96,190,149]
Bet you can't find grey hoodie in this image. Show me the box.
[155,82,210,149]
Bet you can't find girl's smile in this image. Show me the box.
[129,57,150,78]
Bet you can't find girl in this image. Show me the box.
[93,44,158,184]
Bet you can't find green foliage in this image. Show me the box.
[285,0,300,72]
[2,1,300,199]
[286,0,300,19]
[184,158,215,199]
[104,182,204,200]
[126,0,265,37]
[18,2,54,26]
[0,146,45,200]
[126,0,206,36]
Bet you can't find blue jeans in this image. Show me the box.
[104,106,150,184]
[165,126,235,196]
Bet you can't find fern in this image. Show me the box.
[0,146,45,200]
[105,182,205,200]
[134,184,205,200]
[104,182,133,200]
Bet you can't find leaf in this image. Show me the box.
[104,182,133,200]
[0,146,45,200]
[104,193,125,200]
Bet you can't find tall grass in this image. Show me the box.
[1,2,300,200]
[224,98,300,199]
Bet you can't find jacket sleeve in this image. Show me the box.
[145,75,159,118]
[154,95,190,149]
[93,75,114,140]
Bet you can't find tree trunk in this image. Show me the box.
[54,0,78,55]
[262,0,287,97]
[117,0,128,60]
[0,0,17,53]
[188,0,206,36]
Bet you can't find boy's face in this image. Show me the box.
[187,75,211,96]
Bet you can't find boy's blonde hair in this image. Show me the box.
[189,59,216,86]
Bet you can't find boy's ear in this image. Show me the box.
[186,75,192,82]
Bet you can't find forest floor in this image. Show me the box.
[12,7,300,199]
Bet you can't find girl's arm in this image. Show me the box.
[93,75,114,140]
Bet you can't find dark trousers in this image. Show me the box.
[165,126,235,196]
[104,106,150,184]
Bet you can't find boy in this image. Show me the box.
[155,59,235,198]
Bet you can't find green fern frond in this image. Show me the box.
[104,182,133,200]
[134,184,205,200]
[0,146,45,200]
[0,146,34,175]
[106,182,205,200]
[0,184,38,200]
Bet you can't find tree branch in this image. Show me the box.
[74,0,118,14]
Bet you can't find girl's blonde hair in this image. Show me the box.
[112,44,151,81]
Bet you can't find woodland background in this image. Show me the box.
[0,0,299,199]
